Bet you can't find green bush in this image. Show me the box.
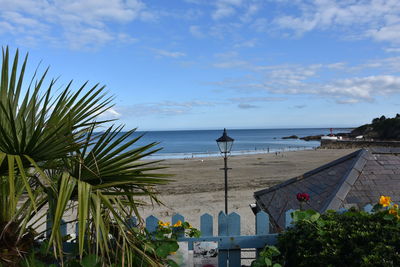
[251,246,282,267]
[277,209,400,267]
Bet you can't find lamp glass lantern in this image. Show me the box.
[216,128,234,154]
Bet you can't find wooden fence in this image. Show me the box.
[47,204,375,267]
[146,211,276,267]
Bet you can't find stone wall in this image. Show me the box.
[320,140,400,149]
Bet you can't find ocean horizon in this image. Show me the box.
[116,127,353,159]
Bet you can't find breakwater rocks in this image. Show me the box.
[300,135,323,141]
[281,135,323,141]
[282,135,298,139]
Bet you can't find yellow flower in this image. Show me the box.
[389,209,397,215]
[158,221,170,227]
[380,196,391,207]
[188,223,192,228]
[173,220,182,227]
[390,204,399,217]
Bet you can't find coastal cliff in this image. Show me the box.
[350,114,400,140]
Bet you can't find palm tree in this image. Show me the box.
[0,47,171,266]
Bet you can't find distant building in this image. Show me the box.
[253,148,400,231]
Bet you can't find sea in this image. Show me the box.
[125,128,352,159]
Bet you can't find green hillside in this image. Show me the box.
[351,114,400,140]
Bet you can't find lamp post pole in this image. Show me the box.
[216,128,234,215]
[223,152,228,214]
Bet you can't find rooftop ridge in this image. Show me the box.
[323,149,369,211]
[253,149,364,197]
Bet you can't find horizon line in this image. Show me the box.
[133,126,356,132]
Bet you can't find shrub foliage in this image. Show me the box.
[277,209,400,267]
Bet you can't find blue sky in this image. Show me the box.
[1,0,400,130]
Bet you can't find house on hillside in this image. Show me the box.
[253,148,400,231]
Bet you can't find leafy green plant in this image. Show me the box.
[0,46,172,266]
[278,208,400,266]
[251,246,282,267]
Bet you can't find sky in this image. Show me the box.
[1,0,400,130]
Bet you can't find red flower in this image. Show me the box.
[296,193,310,202]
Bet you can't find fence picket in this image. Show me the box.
[228,212,241,267]
[145,215,159,233]
[200,213,213,236]
[172,213,185,238]
[285,209,295,228]
[364,204,373,213]
[127,216,137,228]
[172,213,185,225]
[196,213,213,250]
[218,211,228,267]
[256,211,269,256]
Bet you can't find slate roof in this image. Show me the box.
[254,148,400,231]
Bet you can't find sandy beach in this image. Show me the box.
[139,148,357,235]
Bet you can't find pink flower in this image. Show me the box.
[296,193,310,202]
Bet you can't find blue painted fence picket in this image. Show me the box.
[145,211,277,267]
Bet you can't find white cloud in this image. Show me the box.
[0,21,14,33]
[251,18,268,32]
[98,107,122,119]
[0,0,150,49]
[117,33,138,44]
[189,25,205,38]
[151,49,186,58]
[336,99,361,104]
[210,55,400,104]
[355,57,400,73]
[213,4,236,20]
[240,3,260,22]
[252,75,400,102]
[115,100,216,117]
[229,97,286,102]
[319,75,400,100]
[212,0,245,20]
[210,0,261,23]
[385,47,400,53]
[367,24,400,44]
[213,60,248,68]
[272,0,400,44]
[65,28,114,50]
[229,96,286,109]
[233,39,257,48]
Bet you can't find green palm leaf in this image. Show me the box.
[1,46,171,266]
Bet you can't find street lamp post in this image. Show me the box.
[216,128,234,214]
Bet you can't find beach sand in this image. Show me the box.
[139,148,357,235]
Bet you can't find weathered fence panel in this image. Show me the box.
[145,211,277,267]
[255,211,269,257]
[227,212,241,266]
[47,204,376,266]
[218,212,229,267]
